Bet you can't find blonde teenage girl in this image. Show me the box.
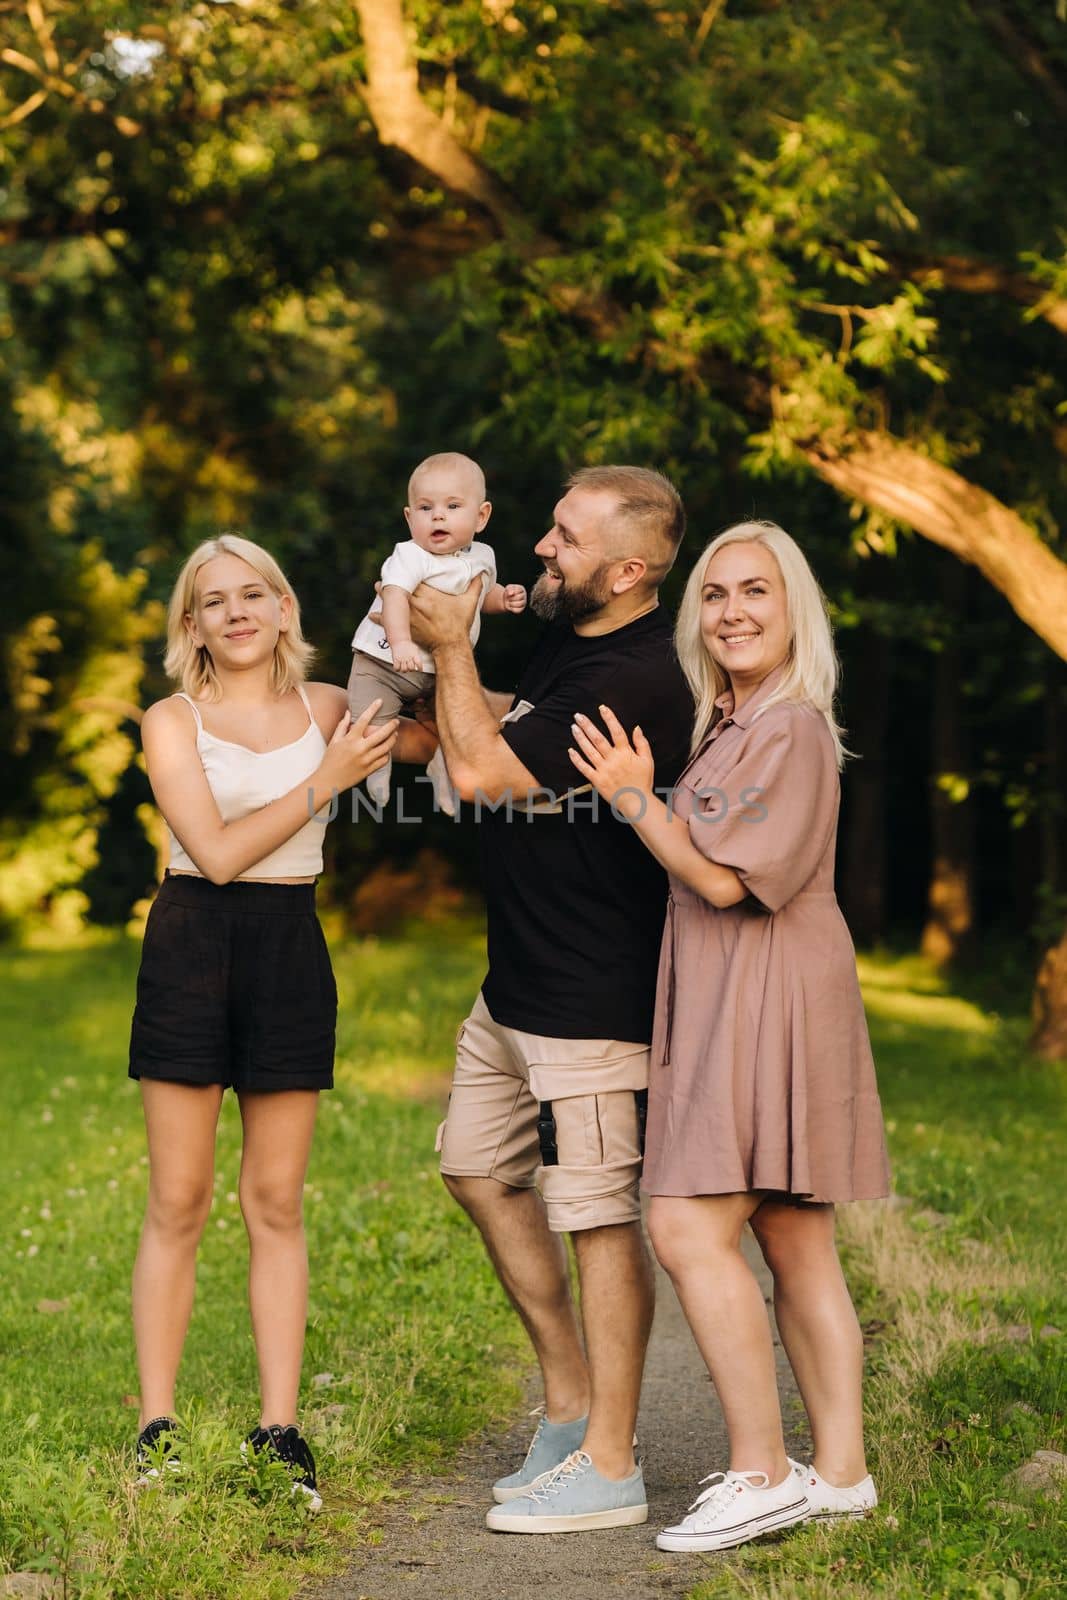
[129,534,396,1507]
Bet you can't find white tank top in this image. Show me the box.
[166,685,331,879]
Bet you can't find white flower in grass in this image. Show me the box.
[27,1244,39,1258]
[41,1109,54,1125]
[216,1218,229,1230]
[20,1228,32,1238]
[39,1207,52,1221]
[107,1179,118,1191]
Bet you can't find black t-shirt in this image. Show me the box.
[478,607,693,1041]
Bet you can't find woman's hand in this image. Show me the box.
[568,706,654,820]
[320,699,398,789]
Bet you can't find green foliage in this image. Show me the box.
[0,545,161,932]
[1,1,1066,929]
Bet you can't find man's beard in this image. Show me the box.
[530,563,615,623]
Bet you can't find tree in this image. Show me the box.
[2,1,1065,1050]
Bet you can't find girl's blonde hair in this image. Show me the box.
[675,520,847,767]
[163,533,314,701]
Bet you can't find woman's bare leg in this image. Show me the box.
[237,1089,319,1426]
[133,1080,224,1426]
[648,1192,789,1484]
[749,1199,868,1486]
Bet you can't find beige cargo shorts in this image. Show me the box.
[437,991,650,1232]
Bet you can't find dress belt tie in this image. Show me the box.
[662,891,676,1068]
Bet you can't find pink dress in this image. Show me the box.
[642,666,890,1203]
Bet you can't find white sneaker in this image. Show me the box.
[789,1458,877,1520]
[656,1468,809,1552]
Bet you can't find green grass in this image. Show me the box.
[4,935,1065,1598]
[688,953,1067,1600]
[0,923,527,1598]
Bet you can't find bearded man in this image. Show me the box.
[400,466,691,1533]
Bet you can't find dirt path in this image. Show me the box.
[306,1233,808,1600]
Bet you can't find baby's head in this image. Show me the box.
[404,452,491,555]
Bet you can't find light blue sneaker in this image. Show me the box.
[486,1450,648,1533]
[492,1408,588,1503]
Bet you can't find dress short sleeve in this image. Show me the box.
[687,705,837,913]
[379,542,431,593]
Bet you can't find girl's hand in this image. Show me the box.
[502,583,527,614]
[321,700,398,789]
[568,706,654,818]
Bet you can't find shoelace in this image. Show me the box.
[688,1468,770,1515]
[528,1449,590,1503]
[518,1405,548,1469]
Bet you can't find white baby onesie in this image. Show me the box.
[351,539,497,674]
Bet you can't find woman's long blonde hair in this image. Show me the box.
[675,520,847,767]
[163,533,314,701]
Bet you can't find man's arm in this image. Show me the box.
[484,688,516,719]
[391,717,439,764]
[405,580,538,802]
[366,584,515,765]
[431,639,539,803]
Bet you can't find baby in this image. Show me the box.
[348,452,527,811]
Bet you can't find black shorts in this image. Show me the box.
[129,874,336,1093]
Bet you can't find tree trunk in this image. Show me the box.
[920,562,976,965]
[803,434,1067,661]
[840,631,890,945]
[1039,658,1066,899]
[1032,928,1067,1059]
[1030,661,1067,1058]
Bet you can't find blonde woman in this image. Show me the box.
[568,521,890,1552]
[128,535,396,1506]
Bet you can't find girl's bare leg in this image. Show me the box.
[749,1199,868,1486]
[133,1080,224,1426]
[237,1089,319,1426]
[648,1192,789,1484]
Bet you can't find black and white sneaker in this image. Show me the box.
[243,1424,322,1512]
[135,1415,181,1485]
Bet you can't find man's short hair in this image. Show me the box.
[566,465,686,578]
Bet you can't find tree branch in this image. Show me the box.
[0,43,141,134]
[888,250,1067,336]
[803,432,1067,659]
[351,0,624,338]
[352,0,514,228]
